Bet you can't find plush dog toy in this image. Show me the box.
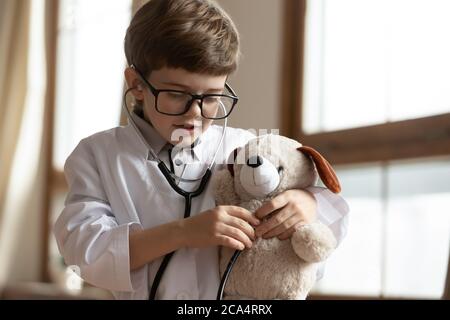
[213,134,341,299]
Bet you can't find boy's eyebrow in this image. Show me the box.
[159,81,224,93]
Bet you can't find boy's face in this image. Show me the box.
[127,67,228,148]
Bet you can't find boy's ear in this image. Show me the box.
[124,67,145,100]
[297,146,341,193]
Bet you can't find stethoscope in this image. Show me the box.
[122,88,240,300]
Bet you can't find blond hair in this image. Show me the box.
[124,0,240,77]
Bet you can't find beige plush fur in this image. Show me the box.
[212,134,337,300]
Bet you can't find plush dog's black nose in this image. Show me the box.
[247,156,263,168]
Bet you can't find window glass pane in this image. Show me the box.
[312,165,383,296]
[385,159,450,298]
[389,0,450,122]
[303,0,450,134]
[53,0,132,169]
[312,158,450,298]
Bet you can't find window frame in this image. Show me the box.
[42,0,59,283]
[281,0,450,299]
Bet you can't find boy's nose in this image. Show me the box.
[185,99,202,117]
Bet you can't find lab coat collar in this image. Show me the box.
[129,109,202,161]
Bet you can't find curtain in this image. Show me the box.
[0,0,31,224]
[0,0,48,288]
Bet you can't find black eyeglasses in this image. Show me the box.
[132,65,239,120]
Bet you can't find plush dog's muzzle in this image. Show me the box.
[239,155,280,198]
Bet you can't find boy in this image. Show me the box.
[54,0,348,300]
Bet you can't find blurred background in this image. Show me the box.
[0,0,449,300]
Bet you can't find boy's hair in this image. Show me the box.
[124,0,241,77]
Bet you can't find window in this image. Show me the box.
[282,0,450,299]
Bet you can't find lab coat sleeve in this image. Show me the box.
[306,186,350,280]
[53,139,144,292]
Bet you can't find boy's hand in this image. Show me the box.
[254,189,317,240]
[181,206,260,251]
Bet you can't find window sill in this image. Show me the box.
[1,282,113,300]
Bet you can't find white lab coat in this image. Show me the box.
[53,112,349,300]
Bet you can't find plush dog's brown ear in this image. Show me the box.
[297,146,341,193]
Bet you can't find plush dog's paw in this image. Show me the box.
[291,221,337,262]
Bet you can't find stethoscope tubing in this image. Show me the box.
[216,249,241,300]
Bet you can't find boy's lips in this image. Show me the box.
[174,124,197,131]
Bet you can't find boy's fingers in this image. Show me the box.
[217,235,245,251]
[225,206,260,226]
[262,215,300,239]
[220,224,253,249]
[277,227,297,241]
[255,208,294,238]
[255,196,288,219]
[226,216,256,241]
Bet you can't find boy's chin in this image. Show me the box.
[170,127,204,148]
[171,135,197,148]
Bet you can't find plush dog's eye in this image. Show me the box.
[278,166,284,173]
